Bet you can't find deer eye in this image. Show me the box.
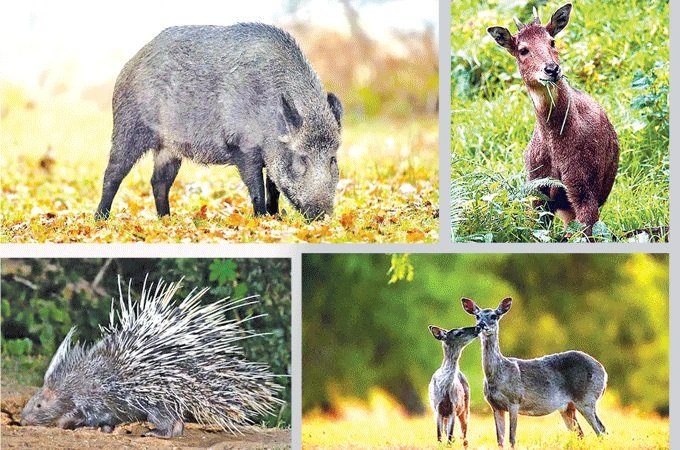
[550,40,556,48]
[37,403,42,408]
[489,314,497,320]
[519,48,529,56]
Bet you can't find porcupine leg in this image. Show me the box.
[142,410,184,438]
[56,410,85,430]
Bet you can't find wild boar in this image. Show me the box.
[95,23,343,222]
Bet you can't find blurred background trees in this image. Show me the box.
[1,258,291,427]
[302,253,669,417]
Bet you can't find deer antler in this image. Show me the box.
[513,16,526,31]
[532,6,541,24]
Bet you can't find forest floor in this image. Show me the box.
[0,92,438,243]
[2,384,290,449]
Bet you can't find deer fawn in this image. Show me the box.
[461,297,607,448]
[488,3,619,235]
[428,325,478,446]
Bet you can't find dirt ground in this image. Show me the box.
[1,385,291,449]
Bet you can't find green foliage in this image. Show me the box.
[302,254,669,416]
[451,0,669,242]
[209,259,238,286]
[387,254,414,284]
[1,258,291,427]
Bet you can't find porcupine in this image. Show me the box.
[20,278,283,438]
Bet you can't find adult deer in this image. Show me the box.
[462,297,607,448]
[488,4,619,235]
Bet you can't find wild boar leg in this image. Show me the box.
[95,123,157,220]
[235,152,266,216]
[265,173,280,215]
[151,148,182,217]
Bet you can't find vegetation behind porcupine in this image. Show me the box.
[19,278,284,438]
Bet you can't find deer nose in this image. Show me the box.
[544,63,561,78]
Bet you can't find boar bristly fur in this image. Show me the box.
[95,23,342,222]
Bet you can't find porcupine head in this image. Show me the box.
[20,328,87,429]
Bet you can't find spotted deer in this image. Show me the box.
[427,324,478,446]
[461,297,607,448]
[488,4,619,235]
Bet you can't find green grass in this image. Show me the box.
[451,1,669,242]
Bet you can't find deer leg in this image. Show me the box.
[565,184,599,235]
[550,186,576,234]
[575,403,605,436]
[492,408,506,448]
[555,208,576,228]
[436,413,442,442]
[508,404,519,449]
[595,411,606,434]
[560,403,584,437]
[458,410,469,448]
[575,203,599,235]
[446,413,455,442]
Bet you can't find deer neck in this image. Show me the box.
[441,345,462,372]
[527,78,572,133]
[480,333,505,379]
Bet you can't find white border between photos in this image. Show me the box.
[0,1,675,449]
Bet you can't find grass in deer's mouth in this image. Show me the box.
[538,76,571,135]
[539,78,558,122]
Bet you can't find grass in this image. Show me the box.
[303,404,669,449]
[0,89,438,243]
[450,1,669,242]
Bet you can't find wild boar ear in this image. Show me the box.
[546,3,571,37]
[461,297,480,315]
[327,92,343,127]
[487,27,516,52]
[44,327,76,384]
[429,325,447,340]
[278,94,303,139]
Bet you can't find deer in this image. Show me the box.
[427,324,479,446]
[461,297,607,448]
[488,3,619,236]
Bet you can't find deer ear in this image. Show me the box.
[429,325,447,340]
[461,297,480,315]
[487,27,516,52]
[497,297,512,315]
[546,3,572,37]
